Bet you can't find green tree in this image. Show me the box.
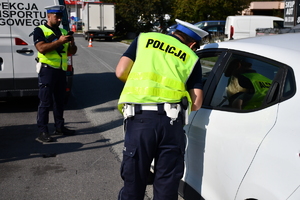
[106,0,253,36]
[173,0,252,23]
[107,0,175,34]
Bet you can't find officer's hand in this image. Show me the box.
[59,35,72,44]
[66,35,74,42]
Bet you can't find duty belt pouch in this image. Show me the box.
[180,97,189,125]
[122,104,135,119]
[164,103,181,125]
[184,107,189,125]
[36,62,42,73]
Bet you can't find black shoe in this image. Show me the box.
[37,132,54,142]
[54,127,75,136]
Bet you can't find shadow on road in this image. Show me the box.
[70,72,124,109]
[0,72,124,112]
[0,71,124,164]
[0,121,124,164]
[0,96,39,112]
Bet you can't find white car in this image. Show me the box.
[179,33,300,200]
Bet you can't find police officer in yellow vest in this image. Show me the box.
[116,19,208,200]
[225,59,272,110]
[33,5,77,143]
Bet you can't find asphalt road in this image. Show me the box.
[0,34,184,200]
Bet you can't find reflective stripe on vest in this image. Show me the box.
[37,25,69,71]
[242,72,272,109]
[118,32,199,113]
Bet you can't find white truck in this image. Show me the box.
[0,0,73,99]
[82,2,115,41]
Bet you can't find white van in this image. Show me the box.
[224,15,284,40]
[0,0,73,98]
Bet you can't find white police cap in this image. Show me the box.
[175,19,208,41]
[44,5,65,14]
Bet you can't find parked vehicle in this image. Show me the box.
[178,32,300,200]
[167,20,225,35]
[194,20,225,29]
[73,21,83,31]
[201,24,225,34]
[151,20,169,33]
[200,24,225,44]
[0,0,73,98]
[224,15,284,40]
[256,24,300,36]
[166,24,177,34]
[82,2,115,41]
[166,22,225,44]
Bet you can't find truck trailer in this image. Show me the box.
[82,2,115,41]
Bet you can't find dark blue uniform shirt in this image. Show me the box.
[33,23,62,45]
[122,34,203,91]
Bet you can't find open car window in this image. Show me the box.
[197,49,295,112]
[210,55,279,110]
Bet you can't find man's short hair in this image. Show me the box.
[174,30,200,49]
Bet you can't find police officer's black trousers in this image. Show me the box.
[118,110,186,200]
[37,66,66,133]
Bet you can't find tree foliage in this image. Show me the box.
[105,0,254,35]
[106,0,174,34]
[173,0,252,23]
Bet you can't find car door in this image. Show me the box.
[10,0,49,89]
[7,0,69,91]
[236,67,299,199]
[182,49,282,200]
[0,10,14,90]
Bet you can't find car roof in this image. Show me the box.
[196,20,225,22]
[194,20,225,25]
[226,15,283,20]
[201,33,300,72]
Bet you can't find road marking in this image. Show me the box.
[80,45,115,72]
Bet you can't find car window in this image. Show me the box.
[195,22,204,29]
[204,26,224,33]
[200,55,220,85]
[205,26,218,32]
[274,20,284,28]
[282,68,296,98]
[195,21,225,29]
[209,54,280,110]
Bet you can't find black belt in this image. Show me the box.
[41,63,61,69]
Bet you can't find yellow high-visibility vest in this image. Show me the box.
[118,32,199,113]
[242,72,272,109]
[37,25,69,71]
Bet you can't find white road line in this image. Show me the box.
[80,44,115,72]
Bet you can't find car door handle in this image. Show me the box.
[16,49,34,54]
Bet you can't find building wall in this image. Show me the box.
[242,1,284,17]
